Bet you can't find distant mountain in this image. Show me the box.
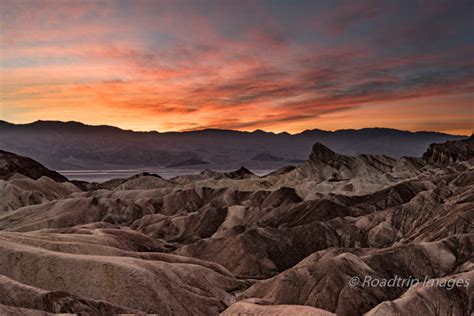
[167,158,210,168]
[251,153,285,162]
[0,120,466,170]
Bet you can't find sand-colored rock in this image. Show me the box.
[221,298,335,315]
[0,234,248,314]
[0,137,472,315]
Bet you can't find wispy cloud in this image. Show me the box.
[1,0,473,134]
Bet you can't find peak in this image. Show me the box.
[235,166,253,174]
[137,172,162,178]
[189,128,241,135]
[308,142,338,163]
[222,166,256,179]
[311,142,336,155]
[298,129,330,136]
[252,129,273,135]
[33,120,85,126]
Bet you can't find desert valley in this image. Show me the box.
[0,134,472,315]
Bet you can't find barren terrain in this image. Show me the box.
[0,136,472,315]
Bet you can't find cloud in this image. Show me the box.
[1,0,473,134]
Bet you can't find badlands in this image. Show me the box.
[0,136,473,315]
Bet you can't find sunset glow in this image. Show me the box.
[1,0,473,135]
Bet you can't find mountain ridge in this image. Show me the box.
[0,120,468,170]
[0,119,468,137]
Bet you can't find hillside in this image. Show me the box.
[0,120,465,170]
[0,136,472,314]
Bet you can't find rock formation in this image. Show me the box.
[422,134,474,165]
[0,136,472,315]
[0,150,67,182]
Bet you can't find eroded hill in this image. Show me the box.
[0,136,472,315]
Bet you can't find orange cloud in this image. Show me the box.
[1,0,473,135]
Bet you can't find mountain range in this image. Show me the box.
[0,120,466,170]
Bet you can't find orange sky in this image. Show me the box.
[1,0,473,135]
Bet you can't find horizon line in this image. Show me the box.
[1,119,471,137]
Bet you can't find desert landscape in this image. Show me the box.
[0,134,472,315]
[1,0,473,315]
[0,120,465,172]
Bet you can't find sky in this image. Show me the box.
[1,0,473,135]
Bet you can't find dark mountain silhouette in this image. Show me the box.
[166,158,210,168]
[0,150,67,182]
[0,120,465,169]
